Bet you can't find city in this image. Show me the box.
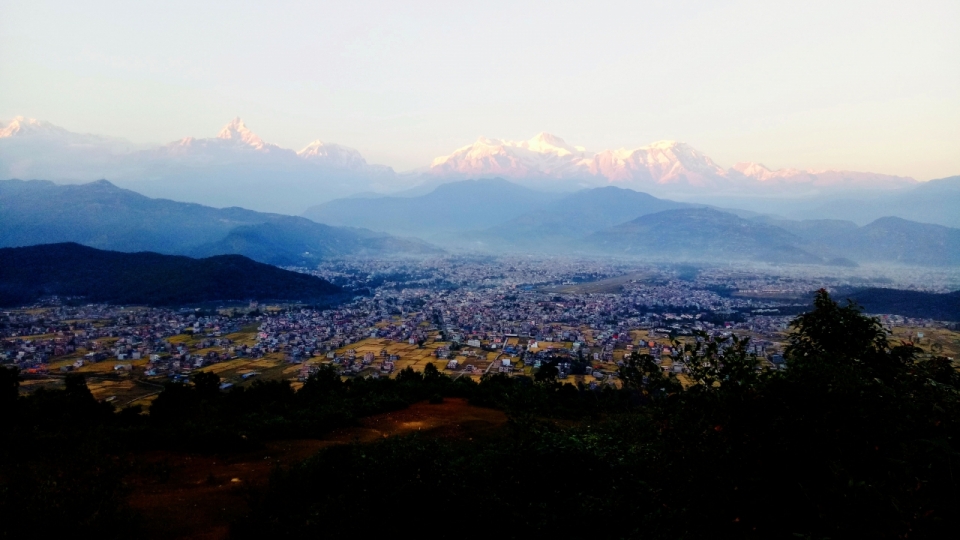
[6,257,957,407]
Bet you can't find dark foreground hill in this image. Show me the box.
[0,179,437,265]
[0,243,343,306]
[841,287,960,321]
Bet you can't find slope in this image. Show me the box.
[842,288,960,321]
[0,179,437,264]
[584,208,825,263]
[482,186,694,248]
[303,178,561,237]
[0,243,343,307]
[764,216,960,267]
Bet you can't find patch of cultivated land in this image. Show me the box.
[126,398,508,540]
[889,326,960,358]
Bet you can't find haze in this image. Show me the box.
[1,0,958,180]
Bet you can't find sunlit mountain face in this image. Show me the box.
[425,132,916,194]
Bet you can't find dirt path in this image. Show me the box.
[127,398,507,540]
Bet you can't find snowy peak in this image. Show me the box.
[585,140,728,187]
[731,161,773,177]
[731,161,805,181]
[215,117,266,149]
[520,132,585,156]
[427,133,732,187]
[426,133,917,192]
[428,132,592,178]
[729,161,915,188]
[0,116,70,138]
[297,140,370,170]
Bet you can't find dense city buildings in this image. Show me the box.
[4,257,957,403]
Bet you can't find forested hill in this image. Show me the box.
[0,243,343,307]
[842,287,960,322]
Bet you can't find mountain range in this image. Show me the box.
[427,134,915,195]
[1,116,931,215]
[0,179,437,266]
[304,180,960,266]
[2,176,958,267]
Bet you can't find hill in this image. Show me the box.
[191,218,438,266]
[0,243,343,307]
[0,179,437,265]
[841,287,960,321]
[792,175,960,228]
[302,178,561,238]
[584,208,825,263]
[765,216,960,267]
[480,186,694,248]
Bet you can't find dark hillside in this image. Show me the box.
[841,287,960,321]
[0,243,342,306]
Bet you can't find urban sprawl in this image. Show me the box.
[4,257,957,402]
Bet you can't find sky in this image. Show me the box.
[1,0,958,179]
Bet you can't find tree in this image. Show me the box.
[193,371,221,398]
[422,362,441,382]
[683,332,764,394]
[298,365,344,403]
[534,360,559,384]
[785,289,916,385]
[618,351,681,397]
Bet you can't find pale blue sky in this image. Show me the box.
[1,0,957,178]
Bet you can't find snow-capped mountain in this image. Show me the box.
[0,116,139,150]
[298,139,393,174]
[727,161,914,189]
[584,141,729,188]
[428,133,590,179]
[425,133,917,195]
[425,133,734,188]
[0,117,395,212]
[1,116,68,138]
[0,116,142,181]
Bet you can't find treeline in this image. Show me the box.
[2,291,959,538]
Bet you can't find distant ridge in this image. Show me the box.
[0,179,439,266]
[481,186,694,248]
[303,178,561,237]
[583,208,826,264]
[0,243,343,307]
